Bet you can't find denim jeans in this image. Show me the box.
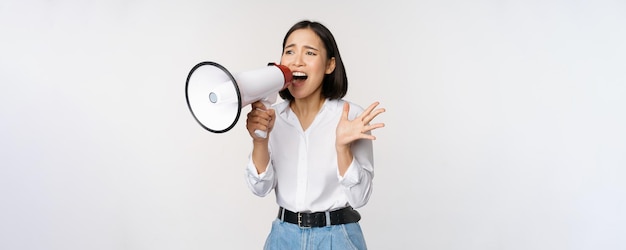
[264,219,367,250]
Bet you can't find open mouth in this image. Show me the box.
[292,72,308,80]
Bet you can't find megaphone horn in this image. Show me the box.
[185,61,292,137]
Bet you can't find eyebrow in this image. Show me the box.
[284,44,320,51]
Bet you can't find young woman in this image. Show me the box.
[245,20,385,250]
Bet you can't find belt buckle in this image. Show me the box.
[297,212,311,228]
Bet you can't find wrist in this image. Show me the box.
[336,143,351,153]
[253,139,269,147]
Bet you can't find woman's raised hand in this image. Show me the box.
[336,101,386,148]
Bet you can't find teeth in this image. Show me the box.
[293,72,308,80]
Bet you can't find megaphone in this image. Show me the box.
[185,61,292,137]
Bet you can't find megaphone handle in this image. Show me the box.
[253,99,273,138]
[254,130,268,138]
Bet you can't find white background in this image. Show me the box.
[1,0,625,249]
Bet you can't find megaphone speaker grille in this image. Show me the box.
[185,61,242,133]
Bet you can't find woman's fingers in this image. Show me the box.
[336,101,386,146]
[251,101,267,111]
[341,102,350,121]
[246,104,276,139]
[360,102,386,125]
[362,122,385,134]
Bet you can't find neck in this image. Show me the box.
[291,95,325,115]
[290,96,325,131]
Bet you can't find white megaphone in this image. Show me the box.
[185,61,292,137]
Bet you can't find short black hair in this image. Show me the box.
[279,20,348,101]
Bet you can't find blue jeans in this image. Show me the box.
[264,219,367,250]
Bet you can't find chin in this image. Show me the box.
[287,87,304,98]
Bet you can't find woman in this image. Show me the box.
[245,20,385,250]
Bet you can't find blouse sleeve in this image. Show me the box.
[337,128,375,209]
[245,155,276,197]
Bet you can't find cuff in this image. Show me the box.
[246,157,273,184]
[338,157,362,188]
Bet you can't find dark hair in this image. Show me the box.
[279,20,348,101]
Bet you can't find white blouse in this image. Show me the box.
[245,99,375,213]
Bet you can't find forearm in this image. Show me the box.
[336,144,353,177]
[252,141,270,174]
[338,139,375,208]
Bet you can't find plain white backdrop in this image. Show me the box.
[1,0,625,249]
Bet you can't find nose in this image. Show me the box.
[292,52,304,67]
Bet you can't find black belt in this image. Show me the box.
[277,206,361,228]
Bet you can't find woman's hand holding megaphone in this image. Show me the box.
[246,100,276,141]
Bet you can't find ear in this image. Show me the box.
[325,57,336,74]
